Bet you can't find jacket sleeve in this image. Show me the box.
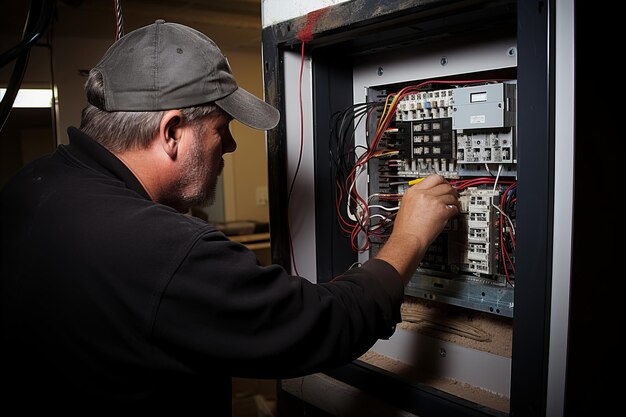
[151,229,404,379]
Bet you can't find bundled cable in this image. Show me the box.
[114,0,125,40]
[0,0,55,132]
[330,79,507,252]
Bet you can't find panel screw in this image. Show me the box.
[377,67,384,76]
[440,56,448,66]
[507,47,517,57]
[440,348,447,357]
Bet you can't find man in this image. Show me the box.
[0,20,459,413]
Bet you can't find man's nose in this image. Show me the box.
[222,129,237,154]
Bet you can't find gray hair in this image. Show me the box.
[79,69,217,152]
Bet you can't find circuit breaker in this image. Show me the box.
[340,80,518,317]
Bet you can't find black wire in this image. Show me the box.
[0,51,30,133]
[330,105,362,223]
[47,20,57,147]
[329,102,378,181]
[335,107,373,180]
[0,0,54,68]
[0,0,54,132]
[328,101,381,240]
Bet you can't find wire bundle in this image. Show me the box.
[329,101,381,251]
[499,183,517,286]
[330,79,505,252]
[451,176,517,286]
[114,0,125,41]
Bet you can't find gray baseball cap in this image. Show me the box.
[90,19,280,130]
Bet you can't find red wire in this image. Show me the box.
[498,182,517,286]
[113,0,119,40]
[338,78,513,254]
[335,179,355,234]
[113,0,124,41]
[500,183,517,248]
[500,218,509,285]
[451,177,515,190]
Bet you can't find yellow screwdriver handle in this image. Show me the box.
[408,178,425,186]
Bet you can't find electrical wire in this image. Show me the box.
[45,19,57,146]
[285,41,307,276]
[328,78,518,287]
[368,204,400,212]
[331,79,509,252]
[498,182,517,286]
[0,0,54,68]
[0,0,55,132]
[455,176,517,285]
[492,164,503,194]
[329,101,382,251]
[114,0,125,41]
[489,163,515,285]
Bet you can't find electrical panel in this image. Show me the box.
[333,79,517,317]
[263,0,573,414]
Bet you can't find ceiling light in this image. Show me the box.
[0,88,53,108]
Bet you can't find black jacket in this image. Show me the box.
[0,127,403,414]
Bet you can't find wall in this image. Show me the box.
[262,0,350,27]
[1,35,269,224]
[220,50,270,223]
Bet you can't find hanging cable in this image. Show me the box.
[113,0,125,41]
[0,0,55,132]
[0,0,54,68]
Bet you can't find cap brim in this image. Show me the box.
[215,87,280,131]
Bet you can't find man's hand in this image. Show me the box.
[375,174,460,285]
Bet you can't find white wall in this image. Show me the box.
[262,0,350,27]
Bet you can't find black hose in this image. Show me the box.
[0,0,55,68]
[0,0,55,132]
[0,49,31,132]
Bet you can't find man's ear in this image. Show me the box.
[159,110,184,159]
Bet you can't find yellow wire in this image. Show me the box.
[376,94,395,131]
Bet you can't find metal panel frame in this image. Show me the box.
[262,0,562,415]
[510,1,554,416]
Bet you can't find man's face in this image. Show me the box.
[173,111,237,210]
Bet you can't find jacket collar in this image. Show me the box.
[64,127,151,201]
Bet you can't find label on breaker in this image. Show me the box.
[470,115,486,124]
